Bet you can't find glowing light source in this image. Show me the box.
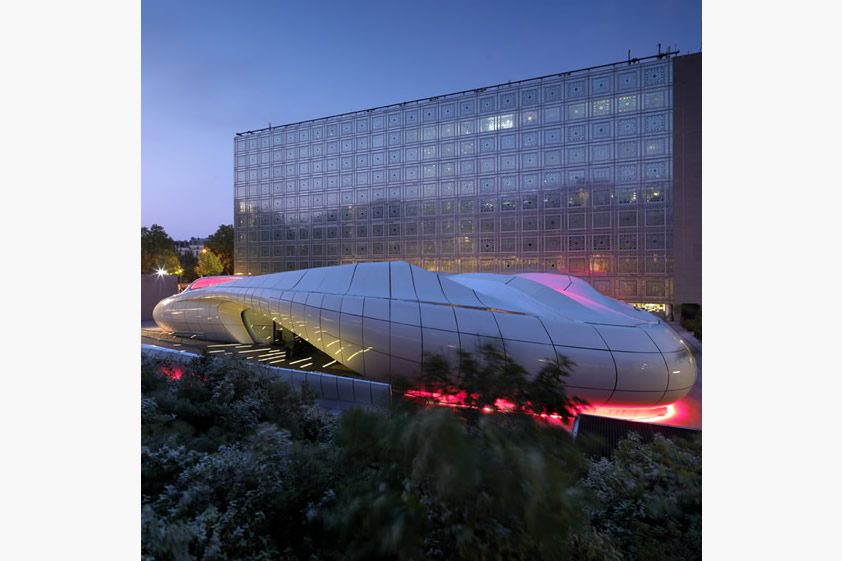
[403,388,680,426]
[155,267,167,277]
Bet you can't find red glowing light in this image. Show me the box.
[160,366,183,381]
[186,276,241,291]
[403,388,681,426]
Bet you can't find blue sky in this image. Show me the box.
[142,0,701,240]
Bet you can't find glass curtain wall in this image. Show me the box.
[234,57,674,303]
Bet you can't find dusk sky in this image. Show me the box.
[142,0,701,241]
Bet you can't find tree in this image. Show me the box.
[417,344,588,426]
[195,250,224,277]
[141,224,179,274]
[176,250,199,283]
[205,224,234,274]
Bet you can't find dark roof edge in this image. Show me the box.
[235,49,684,137]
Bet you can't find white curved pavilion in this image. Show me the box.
[153,262,696,407]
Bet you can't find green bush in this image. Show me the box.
[569,433,702,561]
[141,353,701,561]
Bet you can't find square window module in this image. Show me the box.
[440,142,455,157]
[617,140,639,160]
[646,208,665,226]
[618,233,637,250]
[593,234,611,250]
[567,125,586,143]
[645,114,668,133]
[423,125,437,141]
[522,216,538,230]
[404,109,419,124]
[568,169,587,185]
[543,128,561,144]
[500,176,517,192]
[542,171,561,187]
[567,102,586,120]
[568,213,586,229]
[499,92,516,109]
[460,120,476,135]
[521,131,538,147]
[593,211,611,228]
[371,115,385,130]
[618,210,638,227]
[645,161,667,180]
[521,110,538,126]
[543,106,561,123]
[479,177,496,193]
[480,137,496,152]
[591,188,611,206]
[644,64,666,86]
[500,155,517,171]
[439,123,455,138]
[617,117,639,137]
[356,118,369,133]
[566,80,587,98]
[567,146,586,165]
[543,83,562,103]
[422,105,437,122]
[404,128,419,143]
[460,99,476,116]
[521,174,538,190]
[645,138,667,156]
[591,75,612,94]
[522,238,538,252]
[440,103,456,119]
[521,152,539,169]
[544,149,562,167]
[645,280,665,298]
[326,123,339,137]
[520,88,538,106]
[568,235,585,251]
[388,112,401,128]
[590,144,612,162]
[617,164,639,183]
[592,98,611,117]
[341,121,353,136]
[644,90,667,110]
[645,184,666,203]
[617,95,638,113]
[616,70,639,91]
[480,95,496,113]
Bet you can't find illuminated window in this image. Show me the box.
[592,99,611,116]
[617,95,638,113]
[480,116,496,132]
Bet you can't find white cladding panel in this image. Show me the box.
[153,262,697,409]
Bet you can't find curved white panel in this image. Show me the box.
[594,325,661,353]
[493,313,552,344]
[555,346,616,390]
[419,303,458,331]
[152,262,697,408]
[612,351,669,392]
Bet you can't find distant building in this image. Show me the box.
[233,51,702,316]
[174,237,207,258]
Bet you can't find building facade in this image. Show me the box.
[233,52,701,313]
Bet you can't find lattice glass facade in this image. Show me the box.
[234,56,675,303]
